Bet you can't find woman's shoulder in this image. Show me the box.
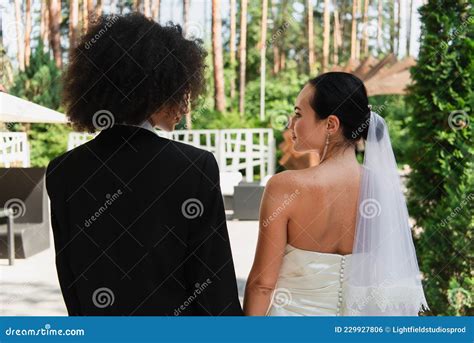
[265,168,323,194]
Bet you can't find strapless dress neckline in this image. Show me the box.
[286,243,353,257]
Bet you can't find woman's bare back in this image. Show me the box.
[285,158,363,255]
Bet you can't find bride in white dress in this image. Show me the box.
[243,72,429,316]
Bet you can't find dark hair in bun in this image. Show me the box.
[308,72,371,142]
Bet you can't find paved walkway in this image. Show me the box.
[0,220,259,316]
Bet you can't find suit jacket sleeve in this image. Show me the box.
[184,152,243,316]
[46,156,82,315]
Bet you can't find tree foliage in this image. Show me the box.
[406,0,473,316]
[10,42,71,167]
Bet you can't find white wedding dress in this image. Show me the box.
[265,111,429,316]
[266,244,351,316]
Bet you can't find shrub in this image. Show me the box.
[406,0,473,316]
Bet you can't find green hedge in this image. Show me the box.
[406,0,473,316]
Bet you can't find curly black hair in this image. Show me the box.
[62,12,207,132]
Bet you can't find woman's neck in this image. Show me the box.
[319,141,358,166]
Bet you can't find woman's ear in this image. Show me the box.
[326,114,340,134]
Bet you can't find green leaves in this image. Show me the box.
[9,41,71,167]
[407,0,474,316]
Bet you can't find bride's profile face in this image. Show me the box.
[289,84,327,153]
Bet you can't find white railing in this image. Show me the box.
[67,132,97,151]
[0,132,30,167]
[68,128,276,182]
[219,129,275,182]
[158,129,220,158]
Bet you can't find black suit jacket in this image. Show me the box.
[46,125,243,316]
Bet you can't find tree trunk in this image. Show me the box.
[183,0,190,36]
[377,0,383,53]
[48,0,62,68]
[151,0,160,21]
[322,0,330,72]
[134,0,141,12]
[87,0,93,18]
[396,0,401,56]
[356,0,361,59]
[389,1,395,53]
[229,0,236,101]
[82,0,88,33]
[212,0,226,112]
[273,45,280,75]
[40,0,49,47]
[279,1,288,72]
[406,0,413,56]
[259,0,268,121]
[238,0,248,116]
[307,0,315,74]
[97,0,103,16]
[14,0,24,71]
[280,52,286,70]
[144,0,151,17]
[69,0,79,52]
[361,0,369,57]
[25,0,32,67]
[333,1,341,66]
[350,0,357,60]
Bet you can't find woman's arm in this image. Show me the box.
[243,173,294,316]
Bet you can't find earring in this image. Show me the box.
[319,133,330,164]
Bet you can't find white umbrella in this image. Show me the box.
[0,92,68,124]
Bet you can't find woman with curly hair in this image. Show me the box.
[46,13,243,316]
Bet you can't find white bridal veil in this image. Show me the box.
[342,111,430,316]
